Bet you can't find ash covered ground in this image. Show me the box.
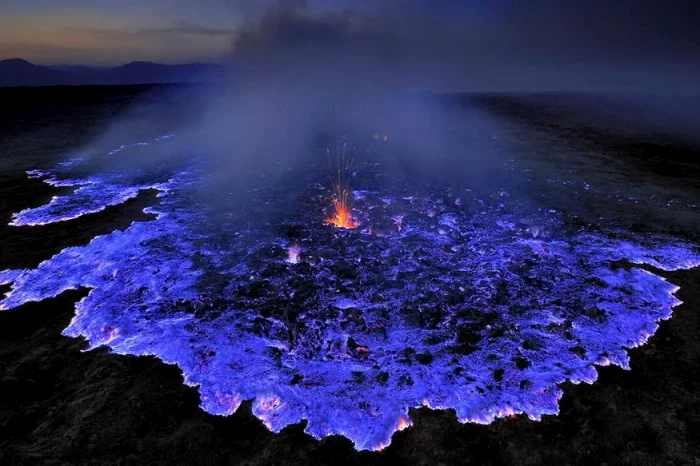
[1,86,700,464]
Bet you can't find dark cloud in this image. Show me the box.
[89,22,235,39]
[224,0,700,92]
[494,0,700,63]
[156,22,236,37]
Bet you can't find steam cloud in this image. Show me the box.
[66,0,700,214]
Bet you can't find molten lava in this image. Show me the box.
[326,185,357,229]
[325,139,357,229]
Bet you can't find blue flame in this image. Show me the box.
[1,151,699,451]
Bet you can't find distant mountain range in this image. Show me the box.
[0,58,222,87]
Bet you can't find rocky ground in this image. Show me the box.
[1,87,699,465]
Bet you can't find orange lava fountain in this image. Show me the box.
[324,117,358,229]
[326,183,357,229]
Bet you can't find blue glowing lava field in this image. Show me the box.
[1,132,699,452]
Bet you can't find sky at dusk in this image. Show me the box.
[1,0,699,92]
[0,0,244,65]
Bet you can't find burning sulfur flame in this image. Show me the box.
[286,245,301,264]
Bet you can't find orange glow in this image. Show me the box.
[325,184,357,229]
[396,416,411,431]
[325,139,357,229]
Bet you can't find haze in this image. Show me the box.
[1,0,699,93]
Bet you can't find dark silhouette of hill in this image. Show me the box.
[104,61,219,85]
[0,58,221,87]
[0,59,71,87]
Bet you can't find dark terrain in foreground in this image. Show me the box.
[1,86,699,465]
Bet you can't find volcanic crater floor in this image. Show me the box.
[1,147,698,452]
[2,89,700,464]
